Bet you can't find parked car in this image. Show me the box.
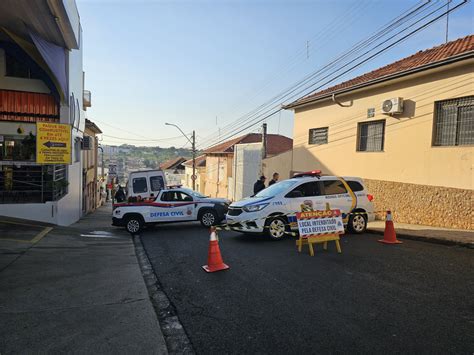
[226,170,375,239]
[112,187,230,234]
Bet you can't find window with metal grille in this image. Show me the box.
[433,96,474,146]
[357,120,385,152]
[308,127,328,145]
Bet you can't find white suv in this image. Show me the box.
[226,171,374,239]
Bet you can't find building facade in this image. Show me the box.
[285,36,473,230]
[82,119,102,214]
[182,155,206,194]
[204,133,293,199]
[0,0,89,225]
[160,156,187,187]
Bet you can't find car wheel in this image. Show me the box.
[265,216,288,240]
[348,213,367,234]
[126,215,144,234]
[200,210,218,227]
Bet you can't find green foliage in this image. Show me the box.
[111,144,197,167]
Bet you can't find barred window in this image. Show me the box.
[433,96,474,146]
[308,127,328,145]
[357,120,385,152]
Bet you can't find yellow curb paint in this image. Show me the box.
[0,220,47,228]
[1,226,53,244]
[30,227,53,244]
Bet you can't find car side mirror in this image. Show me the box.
[286,190,303,198]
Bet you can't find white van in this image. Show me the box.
[127,170,167,199]
[226,170,375,239]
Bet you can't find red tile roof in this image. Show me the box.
[183,155,206,167]
[160,156,187,170]
[285,35,474,108]
[204,133,293,156]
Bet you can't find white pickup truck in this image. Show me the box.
[112,187,230,234]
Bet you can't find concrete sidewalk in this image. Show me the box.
[0,205,167,354]
[368,220,474,248]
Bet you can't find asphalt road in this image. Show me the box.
[141,222,474,354]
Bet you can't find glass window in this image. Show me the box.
[178,191,193,201]
[433,96,474,146]
[161,190,192,201]
[150,176,164,191]
[132,177,148,193]
[160,191,172,201]
[182,188,206,198]
[286,182,321,198]
[0,135,36,161]
[5,53,40,79]
[254,180,298,198]
[322,180,347,195]
[346,180,364,192]
[308,127,328,145]
[357,120,385,152]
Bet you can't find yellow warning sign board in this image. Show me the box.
[36,123,72,164]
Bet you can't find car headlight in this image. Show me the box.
[242,203,269,212]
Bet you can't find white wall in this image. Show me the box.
[0,202,58,224]
[0,122,36,135]
[232,143,262,200]
[262,150,293,181]
[56,25,84,225]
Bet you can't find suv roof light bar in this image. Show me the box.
[293,170,322,178]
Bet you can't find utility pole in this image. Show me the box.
[192,130,196,191]
[261,123,268,177]
[165,123,197,190]
[262,123,267,159]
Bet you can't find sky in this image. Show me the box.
[76,0,473,149]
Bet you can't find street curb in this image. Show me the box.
[367,229,474,249]
[133,234,195,354]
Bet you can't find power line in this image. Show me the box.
[201,0,467,150]
[197,0,434,149]
[101,133,189,142]
[201,0,461,148]
[216,0,368,117]
[202,0,372,144]
[91,118,173,141]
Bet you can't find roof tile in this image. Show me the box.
[288,35,474,107]
[204,133,292,156]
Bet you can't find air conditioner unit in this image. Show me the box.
[82,136,93,150]
[382,97,404,115]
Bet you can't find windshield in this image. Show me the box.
[182,188,206,198]
[254,180,298,198]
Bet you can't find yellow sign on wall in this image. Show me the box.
[36,123,72,164]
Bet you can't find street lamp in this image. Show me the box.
[165,123,196,190]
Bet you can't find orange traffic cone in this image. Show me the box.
[202,227,230,273]
[378,210,402,244]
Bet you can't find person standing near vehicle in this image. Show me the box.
[253,175,266,194]
[114,185,126,203]
[268,172,279,186]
